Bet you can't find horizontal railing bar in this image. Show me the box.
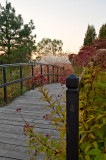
[43,73,63,76]
[0,63,64,69]
[0,73,64,88]
[0,76,33,88]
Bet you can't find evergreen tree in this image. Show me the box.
[83,25,96,46]
[99,23,106,39]
[0,2,36,63]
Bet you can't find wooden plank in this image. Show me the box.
[0,83,63,160]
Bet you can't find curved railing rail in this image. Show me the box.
[0,63,64,102]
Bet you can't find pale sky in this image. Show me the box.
[0,0,106,53]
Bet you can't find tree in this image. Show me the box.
[0,2,36,63]
[37,38,63,57]
[83,25,96,46]
[99,23,106,39]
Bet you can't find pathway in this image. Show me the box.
[0,83,65,160]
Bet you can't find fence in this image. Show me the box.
[0,63,64,102]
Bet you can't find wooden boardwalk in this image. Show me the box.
[0,83,65,160]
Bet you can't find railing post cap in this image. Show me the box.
[66,74,79,88]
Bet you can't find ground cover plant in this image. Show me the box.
[16,62,106,159]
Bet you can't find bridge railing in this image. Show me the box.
[0,63,64,102]
[66,73,83,160]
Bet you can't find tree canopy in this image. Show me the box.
[0,2,36,63]
[36,38,63,57]
[83,25,96,46]
[99,23,106,39]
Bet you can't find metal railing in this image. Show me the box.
[0,63,64,102]
[66,73,83,160]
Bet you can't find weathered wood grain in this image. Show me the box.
[0,83,65,160]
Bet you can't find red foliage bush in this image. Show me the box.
[59,69,73,84]
[74,46,95,67]
[33,62,74,85]
[23,61,74,89]
[69,38,106,68]
[91,39,106,50]
[93,49,106,68]
[33,65,64,84]
[68,54,77,66]
[31,74,47,87]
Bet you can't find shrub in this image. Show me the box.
[74,46,95,67]
[79,65,106,160]
[68,39,106,69]
[93,49,106,69]
[91,39,106,50]
[31,74,47,87]
[58,69,73,84]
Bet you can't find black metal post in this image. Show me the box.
[63,66,64,74]
[53,66,54,83]
[20,66,23,95]
[40,65,42,74]
[31,65,34,90]
[47,65,49,84]
[3,67,7,102]
[40,64,43,85]
[57,67,58,82]
[66,74,79,160]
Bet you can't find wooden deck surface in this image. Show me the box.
[0,83,65,160]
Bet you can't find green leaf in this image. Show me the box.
[94,153,103,160]
[48,95,54,101]
[93,142,98,149]
[87,149,101,155]
[103,154,106,160]
[85,155,90,160]
[94,129,103,139]
[85,144,91,153]
[51,101,56,108]
[104,138,106,147]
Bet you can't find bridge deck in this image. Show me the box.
[0,83,65,160]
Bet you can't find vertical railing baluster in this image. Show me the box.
[3,67,7,102]
[47,65,49,84]
[53,66,54,83]
[40,64,43,85]
[63,66,64,74]
[31,65,34,90]
[40,64,42,74]
[20,65,23,95]
[61,67,63,77]
[57,66,58,82]
[59,67,60,80]
[66,74,79,160]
